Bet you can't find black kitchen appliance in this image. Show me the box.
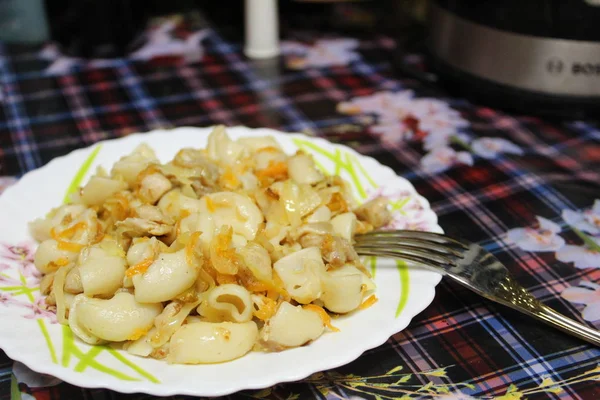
[426,0,600,117]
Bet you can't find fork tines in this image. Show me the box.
[353,230,469,269]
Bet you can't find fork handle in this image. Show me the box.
[477,277,600,347]
[535,304,600,347]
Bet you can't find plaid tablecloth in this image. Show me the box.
[1,25,599,400]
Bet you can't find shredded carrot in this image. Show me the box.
[54,257,70,267]
[135,165,162,203]
[172,220,181,239]
[216,273,238,285]
[256,160,288,184]
[52,222,87,240]
[303,304,340,332]
[57,241,84,252]
[93,228,105,244]
[320,234,334,254]
[261,160,288,177]
[115,192,129,207]
[135,165,161,186]
[354,220,373,234]
[51,222,88,252]
[326,192,348,213]
[185,231,202,266]
[244,280,270,293]
[210,227,241,275]
[359,294,378,310]
[257,146,280,154]
[271,273,292,301]
[219,168,240,189]
[179,209,191,219]
[248,278,289,298]
[60,213,74,226]
[46,257,71,271]
[109,192,130,220]
[125,257,154,277]
[253,296,278,321]
[205,197,216,213]
[127,327,150,341]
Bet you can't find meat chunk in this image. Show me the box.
[354,197,392,229]
[138,172,172,204]
[116,204,173,237]
[117,218,172,237]
[299,233,358,267]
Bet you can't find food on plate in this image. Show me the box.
[29,126,391,364]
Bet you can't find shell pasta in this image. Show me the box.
[30,126,392,364]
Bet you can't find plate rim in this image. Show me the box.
[0,126,443,397]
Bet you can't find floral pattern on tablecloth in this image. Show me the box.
[39,17,210,75]
[336,91,523,174]
[281,39,362,69]
[506,199,600,322]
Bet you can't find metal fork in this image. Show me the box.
[354,230,600,347]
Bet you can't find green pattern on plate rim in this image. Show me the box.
[63,145,102,204]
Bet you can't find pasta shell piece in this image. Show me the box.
[137,172,172,204]
[124,327,158,357]
[292,222,334,241]
[254,149,287,171]
[132,249,199,303]
[273,247,325,304]
[197,192,264,244]
[236,136,282,152]
[279,181,322,226]
[288,152,323,185]
[178,212,202,236]
[110,144,158,186]
[259,302,324,350]
[50,208,99,247]
[197,284,254,323]
[68,295,106,345]
[321,266,365,313]
[305,206,332,223]
[151,299,201,348]
[64,267,83,294]
[168,321,258,364]
[33,239,79,274]
[185,315,203,324]
[29,204,87,242]
[71,292,163,343]
[238,242,272,283]
[126,237,159,266]
[80,176,128,206]
[206,125,247,165]
[79,246,127,297]
[330,212,357,241]
[157,189,204,220]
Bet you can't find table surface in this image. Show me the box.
[0,21,599,400]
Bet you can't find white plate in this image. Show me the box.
[0,126,442,397]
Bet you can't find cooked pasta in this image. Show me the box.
[30,126,392,365]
